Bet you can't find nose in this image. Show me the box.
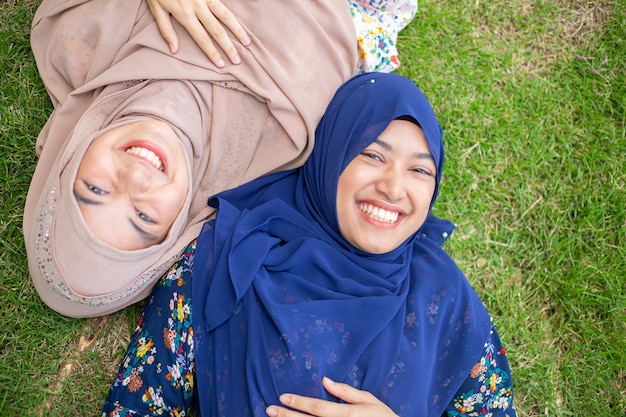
[117,165,151,194]
[375,167,406,202]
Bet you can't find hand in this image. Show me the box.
[266,377,399,417]
[146,0,251,67]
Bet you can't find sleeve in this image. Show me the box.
[443,324,517,417]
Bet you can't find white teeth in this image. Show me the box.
[125,146,164,171]
[358,203,399,223]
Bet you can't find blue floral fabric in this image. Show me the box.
[102,244,196,417]
[446,328,516,416]
[102,242,515,417]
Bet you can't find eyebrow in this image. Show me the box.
[373,138,435,162]
[129,219,160,243]
[74,189,159,243]
[74,190,104,206]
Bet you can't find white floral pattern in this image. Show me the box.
[350,0,418,73]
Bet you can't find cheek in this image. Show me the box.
[412,183,436,214]
[157,187,187,222]
[77,150,97,174]
[80,143,115,174]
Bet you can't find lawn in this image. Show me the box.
[1,0,624,415]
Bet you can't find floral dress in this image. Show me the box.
[102,241,516,417]
[103,244,196,417]
[351,0,418,73]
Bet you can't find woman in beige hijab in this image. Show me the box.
[23,0,357,318]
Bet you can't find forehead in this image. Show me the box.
[376,120,432,153]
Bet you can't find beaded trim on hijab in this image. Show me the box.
[34,186,179,306]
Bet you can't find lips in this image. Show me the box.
[122,141,167,173]
[125,146,164,171]
[358,202,400,223]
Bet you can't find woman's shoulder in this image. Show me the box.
[410,219,492,329]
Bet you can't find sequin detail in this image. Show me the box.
[34,185,178,306]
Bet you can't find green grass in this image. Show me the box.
[1,0,624,415]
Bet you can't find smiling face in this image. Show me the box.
[336,119,437,254]
[73,120,190,250]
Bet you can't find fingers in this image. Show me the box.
[265,377,399,417]
[147,0,251,66]
[179,14,228,67]
[266,393,344,417]
[321,376,376,405]
[198,0,250,65]
[205,0,251,46]
[147,0,179,53]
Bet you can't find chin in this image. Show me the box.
[357,243,395,255]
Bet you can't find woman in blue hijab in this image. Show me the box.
[103,73,516,417]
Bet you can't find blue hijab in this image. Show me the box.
[192,73,491,417]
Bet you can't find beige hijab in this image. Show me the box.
[24,0,356,317]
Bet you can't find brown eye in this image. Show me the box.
[413,168,434,177]
[361,151,382,162]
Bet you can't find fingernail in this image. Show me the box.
[323,376,336,385]
[279,394,291,405]
[217,58,226,68]
[266,406,278,416]
[233,54,241,64]
[243,35,251,46]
